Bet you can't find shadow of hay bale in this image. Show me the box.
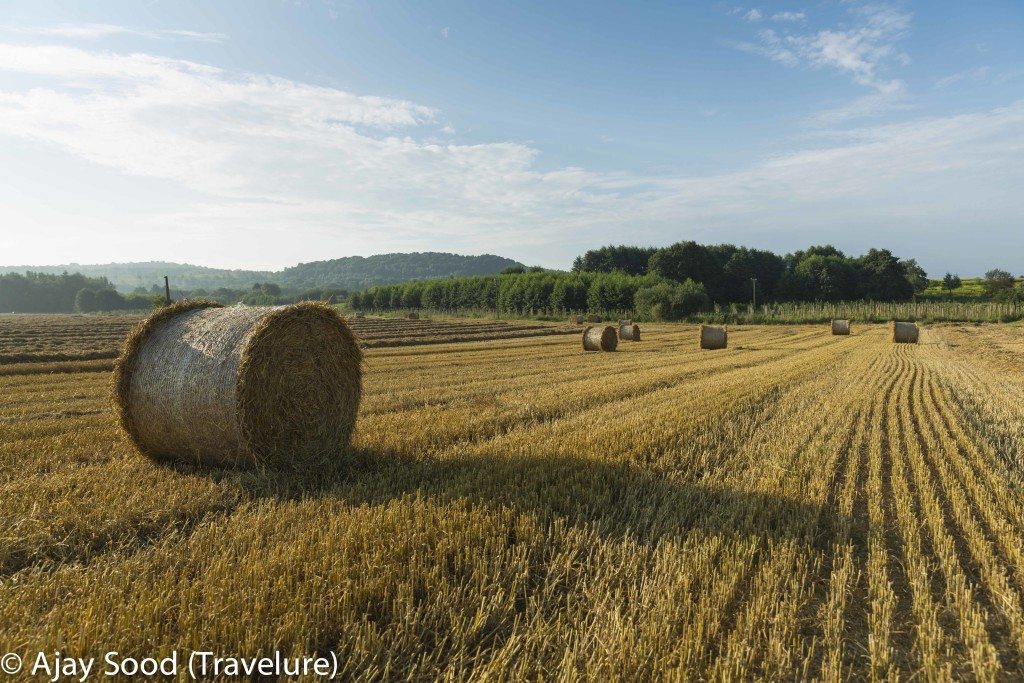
[197,449,846,550]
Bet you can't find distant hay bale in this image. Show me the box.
[586,314,602,323]
[583,325,618,352]
[700,324,727,350]
[891,321,919,344]
[354,310,365,318]
[618,319,632,326]
[111,300,362,469]
[619,323,641,341]
[572,314,585,325]
[406,311,420,320]
[831,319,851,335]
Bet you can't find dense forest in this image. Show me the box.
[0,252,524,294]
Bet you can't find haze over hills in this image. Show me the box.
[0,252,525,293]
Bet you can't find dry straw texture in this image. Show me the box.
[832,319,851,335]
[891,321,919,344]
[619,324,641,341]
[112,300,362,469]
[583,325,618,352]
[700,325,728,350]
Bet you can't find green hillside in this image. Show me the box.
[0,253,524,293]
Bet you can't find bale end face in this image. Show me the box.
[700,325,728,350]
[112,300,362,469]
[583,325,618,351]
[831,319,851,335]
[619,323,641,341]
[891,321,919,344]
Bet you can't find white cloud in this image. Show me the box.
[733,4,912,91]
[1,23,228,43]
[935,66,991,89]
[440,26,450,39]
[806,90,911,125]
[771,11,805,23]
[0,42,1023,272]
[744,9,763,22]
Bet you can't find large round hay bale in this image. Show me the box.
[111,300,362,469]
[619,323,641,341]
[586,314,602,323]
[583,325,618,352]
[572,314,585,325]
[831,319,851,335]
[700,324,727,350]
[406,311,420,320]
[891,321,919,344]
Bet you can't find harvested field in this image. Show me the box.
[2,322,1024,679]
[0,313,578,372]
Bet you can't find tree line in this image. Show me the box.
[0,272,154,313]
[573,242,930,303]
[349,271,710,320]
[350,242,938,320]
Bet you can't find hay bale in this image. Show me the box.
[354,310,365,318]
[700,324,727,350]
[111,300,362,469]
[891,321,919,344]
[619,323,641,341]
[618,319,632,326]
[406,311,420,320]
[583,325,618,352]
[572,314,585,325]
[586,314,602,323]
[831,319,851,335]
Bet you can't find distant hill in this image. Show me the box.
[0,252,525,293]
[276,253,524,290]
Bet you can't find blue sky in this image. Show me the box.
[0,1,1022,275]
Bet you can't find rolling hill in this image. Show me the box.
[0,252,525,293]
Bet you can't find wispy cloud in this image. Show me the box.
[934,66,991,89]
[1,23,228,43]
[440,26,450,40]
[771,11,805,23]
[1,42,1022,270]
[744,9,763,22]
[731,3,912,122]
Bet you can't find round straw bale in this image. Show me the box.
[406,311,420,320]
[586,314,602,323]
[831,319,851,335]
[619,323,641,341]
[700,324,728,350]
[572,314,585,325]
[618,319,632,326]
[111,300,362,469]
[891,321,919,344]
[355,310,366,318]
[583,325,618,352]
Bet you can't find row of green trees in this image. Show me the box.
[349,271,711,320]
[0,272,152,313]
[573,243,924,303]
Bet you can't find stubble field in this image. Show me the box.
[2,318,1024,680]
